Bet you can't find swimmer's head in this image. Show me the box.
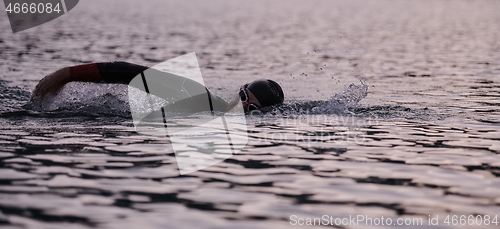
[239,79,284,112]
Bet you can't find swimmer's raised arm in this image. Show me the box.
[30,62,148,101]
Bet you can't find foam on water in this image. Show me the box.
[25,82,131,117]
[0,80,31,114]
[311,76,368,114]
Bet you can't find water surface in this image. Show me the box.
[0,0,499,228]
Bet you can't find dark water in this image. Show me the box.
[1,0,500,228]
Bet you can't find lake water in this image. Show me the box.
[0,0,499,228]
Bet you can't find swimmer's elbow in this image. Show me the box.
[58,67,73,83]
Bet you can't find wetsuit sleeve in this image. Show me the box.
[208,90,229,112]
[68,63,102,82]
[68,62,149,84]
[96,61,149,84]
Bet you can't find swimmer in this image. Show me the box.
[30,62,284,113]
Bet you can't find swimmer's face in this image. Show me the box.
[239,86,262,112]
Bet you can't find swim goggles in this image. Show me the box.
[239,85,261,112]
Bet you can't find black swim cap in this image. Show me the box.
[246,79,284,107]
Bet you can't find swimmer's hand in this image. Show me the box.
[30,67,71,101]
